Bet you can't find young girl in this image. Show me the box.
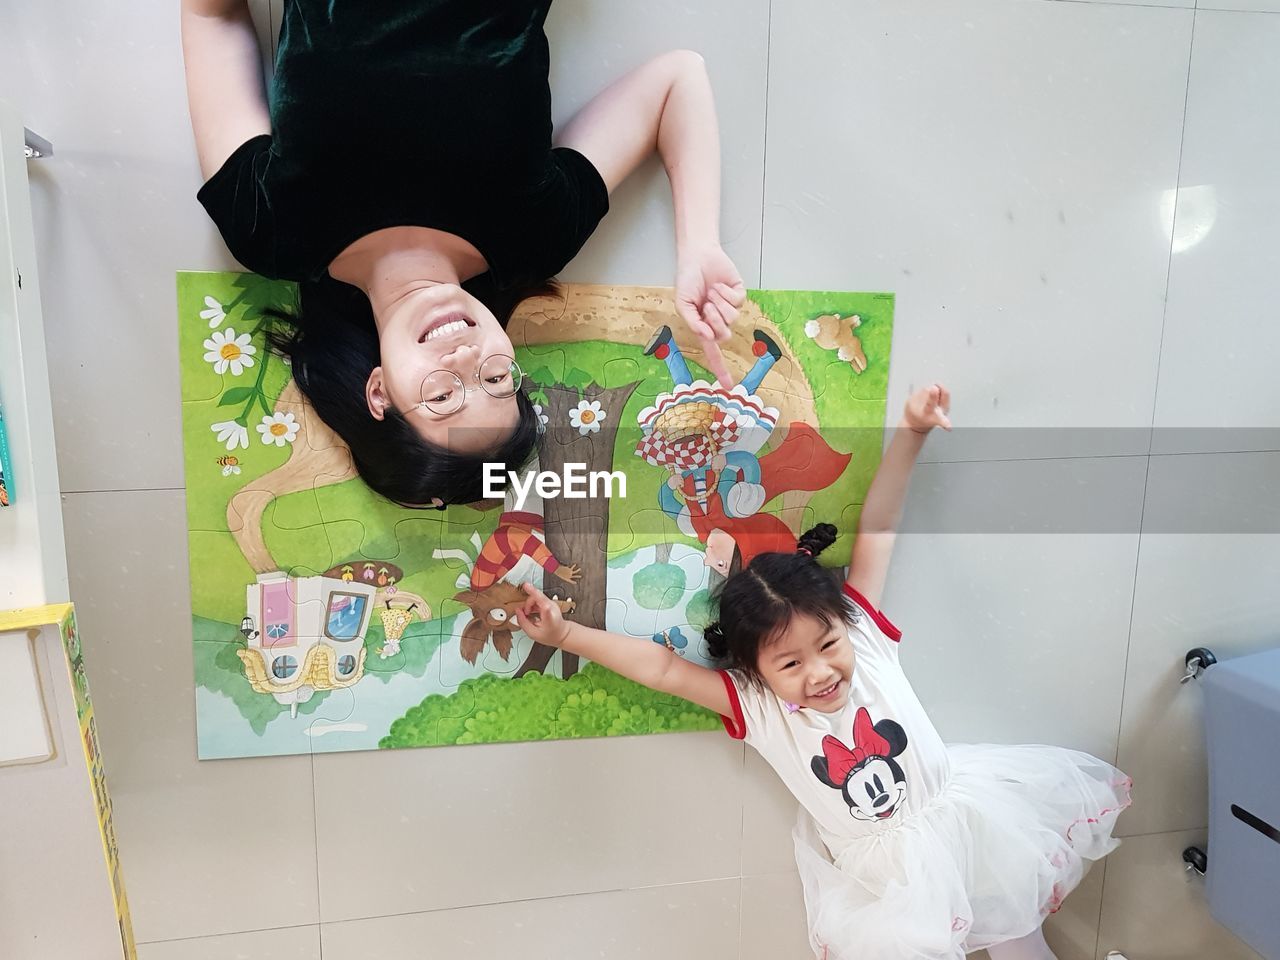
[518,384,1132,960]
[181,0,744,506]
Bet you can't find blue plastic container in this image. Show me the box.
[1202,646,1280,960]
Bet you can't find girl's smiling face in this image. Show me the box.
[757,612,854,713]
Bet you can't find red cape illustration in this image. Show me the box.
[687,421,852,566]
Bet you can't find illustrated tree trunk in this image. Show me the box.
[514,380,640,680]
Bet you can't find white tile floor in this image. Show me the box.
[3,0,1278,958]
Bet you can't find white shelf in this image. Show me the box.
[0,97,68,609]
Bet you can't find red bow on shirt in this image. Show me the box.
[821,708,890,783]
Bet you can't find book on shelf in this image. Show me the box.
[0,404,11,507]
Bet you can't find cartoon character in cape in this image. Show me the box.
[636,325,852,575]
[637,324,782,529]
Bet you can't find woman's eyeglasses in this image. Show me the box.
[416,355,523,415]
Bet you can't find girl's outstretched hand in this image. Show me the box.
[518,583,572,648]
[675,245,746,388]
[903,382,952,434]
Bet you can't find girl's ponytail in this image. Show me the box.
[796,523,838,559]
[703,621,729,661]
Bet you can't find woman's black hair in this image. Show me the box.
[267,274,553,507]
[703,523,853,686]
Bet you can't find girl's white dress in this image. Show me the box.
[718,584,1131,960]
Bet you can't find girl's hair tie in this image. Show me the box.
[796,546,814,557]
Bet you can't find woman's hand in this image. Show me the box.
[675,245,746,387]
[902,383,952,434]
[518,583,573,648]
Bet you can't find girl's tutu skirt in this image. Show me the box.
[794,744,1132,960]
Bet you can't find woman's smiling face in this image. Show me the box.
[365,283,520,452]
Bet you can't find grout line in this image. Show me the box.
[135,870,865,951]
[1091,859,1108,960]
[756,0,773,288]
[136,922,320,947]
[1115,825,1210,839]
[311,750,325,958]
[1107,0,1199,762]
[137,882,749,947]
[737,740,748,891]
[1147,10,1199,456]
[1101,20,1199,955]
[736,875,746,960]
[313,877,739,929]
[1033,0,1199,9]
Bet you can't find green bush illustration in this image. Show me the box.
[631,562,687,610]
[685,588,715,630]
[381,663,720,748]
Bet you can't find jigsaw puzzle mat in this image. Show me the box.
[179,273,893,759]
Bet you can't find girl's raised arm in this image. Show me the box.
[181,0,271,180]
[846,384,951,608]
[519,584,732,717]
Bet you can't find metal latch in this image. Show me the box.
[23,127,52,159]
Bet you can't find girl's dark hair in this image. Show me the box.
[703,523,853,685]
[267,274,553,507]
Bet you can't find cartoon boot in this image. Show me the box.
[739,330,782,395]
[646,324,783,393]
[644,324,694,386]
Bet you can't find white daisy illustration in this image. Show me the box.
[203,328,257,376]
[568,399,607,435]
[533,403,549,433]
[199,295,227,329]
[257,411,300,447]
[211,419,249,451]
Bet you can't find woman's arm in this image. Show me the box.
[555,51,744,386]
[181,0,271,180]
[846,384,952,608]
[518,584,732,717]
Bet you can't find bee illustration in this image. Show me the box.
[216,455,241,476]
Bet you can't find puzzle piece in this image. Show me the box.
[599,356,644,392]
[599,352,671,403]
[180,361,236,404]
[510,291,574,383]
[438,601,505,689]
[276,385,352,455]
[425,679,480,746]
[781,291,896,409]
[361,600,437,679]
[305,683,359,745]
